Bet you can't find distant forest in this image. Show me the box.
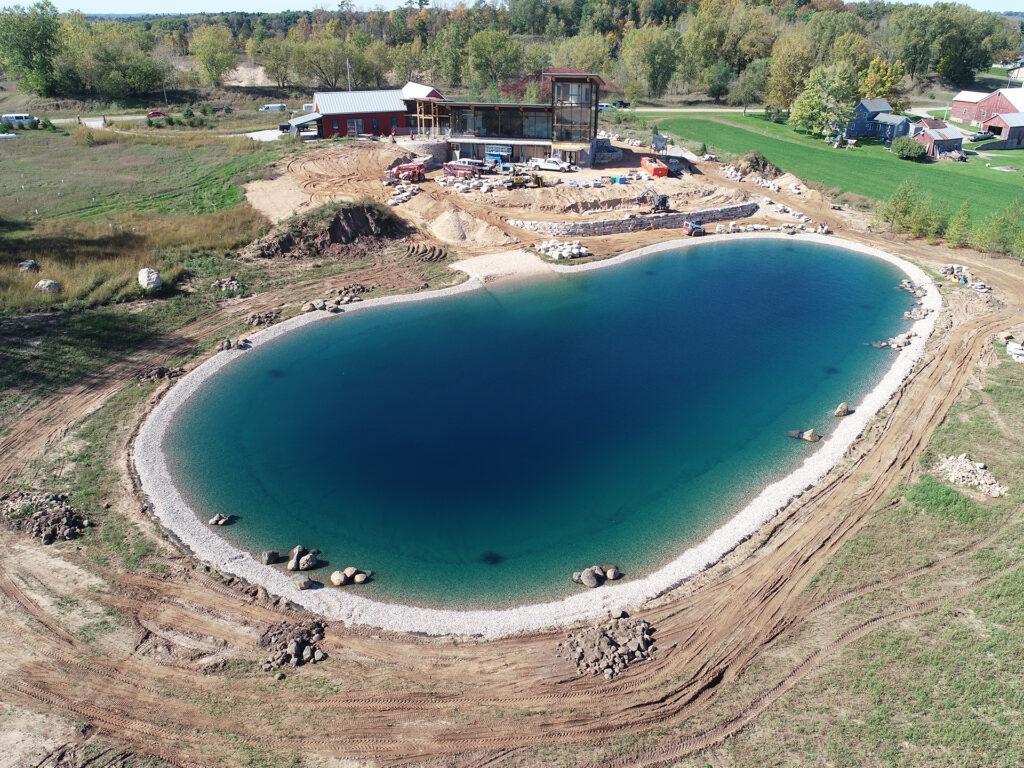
[1,0,1021,109]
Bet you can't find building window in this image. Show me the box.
[331,119,340,131]
[391,117,399,129]
[371,118,379,132]
[347,118,363,134]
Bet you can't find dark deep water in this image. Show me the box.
[166,239,910,607]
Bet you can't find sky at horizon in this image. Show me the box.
[42,0,1024,18]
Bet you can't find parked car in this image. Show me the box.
[302,103,315,112]
[682,219,705,236]
[597,102,612,112]
[259,103,288,112]
[528,157,573,172]
[613,100,631,109]
[1,113,38,128]
[147,110,168,118]
[969,130,994,142]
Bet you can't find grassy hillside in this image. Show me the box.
[642,113,1024,218]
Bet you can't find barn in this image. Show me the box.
[981,112,1024,148]
[293,82,444,138]
[951,90,988,125]
[976,88,1024,125]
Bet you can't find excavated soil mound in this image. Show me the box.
[735,152,781,179]
[429,208,516,247]
[243,204,408,261]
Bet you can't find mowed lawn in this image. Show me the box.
[640,113,1024,218]
[0,131,276,222]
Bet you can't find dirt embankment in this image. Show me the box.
[242,203,408,261]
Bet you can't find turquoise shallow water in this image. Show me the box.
[166,239,911,608]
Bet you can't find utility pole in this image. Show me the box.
[347,58,352,91]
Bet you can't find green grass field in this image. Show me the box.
[640,113,1024,218]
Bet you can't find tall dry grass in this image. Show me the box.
[69,125,262,154]
[1,205,267,310]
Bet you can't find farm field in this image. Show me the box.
[641,113,1024,217]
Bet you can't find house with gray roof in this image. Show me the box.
[845,98,911,144]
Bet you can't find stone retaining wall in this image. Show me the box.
[402,139,448,167]
[508,202,759,237]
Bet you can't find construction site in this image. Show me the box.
[3,98,1024,768]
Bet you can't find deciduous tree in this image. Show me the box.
[788,61,859,136]
[191,24,237,86]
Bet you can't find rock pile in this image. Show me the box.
[329,566,373,586]
[217,338,251,352]
[258,619,328,672]
[303,283,372,314]
[212,276,241,293]
[533,239,592,260]
[934,454,1007,497]
[558,614,656,680]
[1,491,90,545]
[247,310,279,326]
[284,545,320,571]
[137,365,185,382]
[572,564,623,589]
[507,202,759,238]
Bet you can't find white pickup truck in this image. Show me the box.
[528,157,574,172]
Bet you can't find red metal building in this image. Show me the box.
[304,83,444,138]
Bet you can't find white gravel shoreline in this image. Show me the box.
[133,233,941,638]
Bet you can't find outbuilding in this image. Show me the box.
[981,112,1024,148]
[950,90,989,125]
[845,99,912,144]
[913,121,965,159]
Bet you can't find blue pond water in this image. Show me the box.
[166,239,911,608]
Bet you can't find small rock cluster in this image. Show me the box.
[940,264,992,295]
[533,240,592,260]
[788,428,820,442]
[1,491,90,544]
[934,454,1007,497]
[207,513,234,526]
[212,276,241,292]
[303,283,370,314]
[572,564,622,589]
[329,566,372,586]
[285,545,320,571]
[385,181,421,206]
[217,337,251,352]
[247,310,280,326]
[137,365,185,382]
[258,619,328,674]
[904,306,931,321]
[558,613,656,680]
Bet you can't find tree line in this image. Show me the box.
[0,0,1020,107]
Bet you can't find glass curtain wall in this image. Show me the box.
[552,81,597,144]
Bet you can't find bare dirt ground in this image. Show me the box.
[2,139,1023,767]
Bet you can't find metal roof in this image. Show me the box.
[859,98,891,113]
[401,82,441,100]
[953,90,988,103]
[314,89,407,115]
[288,112,321,127]
[923,126,964,142]
[873,113,909,125]
[991,112,1024,127]
[997,88,1024,111]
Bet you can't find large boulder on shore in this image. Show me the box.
[138,267,162,291]
[261,550,280,566]
[833,402,850,418]
[35,279,61,294]
[580,568,602,589]
[298,552,319,570]
[330,570,347,586]
[801,428,820,442]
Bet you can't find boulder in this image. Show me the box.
[286,557,299,572]
[298,551,319,570]
[290,545,306,559]
[343,566,358,578]
[330,570,347,586]
[580,569,602,589]
[353,572,368,584]
[294,576,315,590]
[605,565,622,581]
[18,259,39,273]
[35,279,61,294]
[833,402,850,418]
[217,338,233,352]
[572,571,582,584]
[137,267,163,291]
[261,550,280,566]
[302,302,317,313]
[801,428,820,443]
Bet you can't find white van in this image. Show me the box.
[302,103,314,112]
[258,103,288,112]
[2,113,38,127]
